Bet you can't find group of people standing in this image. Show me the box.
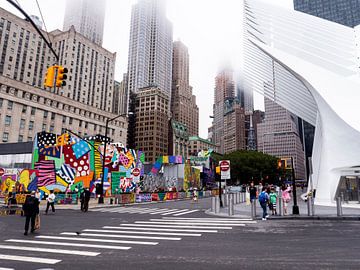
[248,182,292,220]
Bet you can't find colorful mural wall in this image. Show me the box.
[0,132,145,195]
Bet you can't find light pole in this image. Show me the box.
[98,112,133,204]
[291,157,300,215]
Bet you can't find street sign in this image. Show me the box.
[219,160,230,180]
[132,168,140,177]
[0,168,4,176]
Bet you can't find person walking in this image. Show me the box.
[22,191,39,235]
[258,187,269,220]
[282,185,291,215]
[269,189,278,215]
[45,190,56,214]
[80,188,91,212]
[249,182,257,203]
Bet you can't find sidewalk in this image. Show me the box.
[206,197,360,220]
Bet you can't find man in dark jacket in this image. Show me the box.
[80,189,91,212]
[22,191,39,235]
[249,181,257,202]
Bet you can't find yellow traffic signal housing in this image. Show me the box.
[278,159,287,169]
[44,66,55,88]
[55,66,68,87]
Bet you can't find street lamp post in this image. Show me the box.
[291,157,300,214]
[98,112,133,204]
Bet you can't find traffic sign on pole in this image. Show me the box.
[132,168,141,183]
[219,160,231,180]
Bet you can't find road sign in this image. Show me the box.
[219,160,230,180]
[132,168,140,177]
[0,168,4,176]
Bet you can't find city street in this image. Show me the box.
[0,199,359,270]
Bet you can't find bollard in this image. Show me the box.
[110,198,113,205]
[307,196,312,216]
[228,194,234,216]
[242,192,246,203]
[225,194,229,207]
[278,190,282,216]
[211,196,216,212]
[251,199,256,219]
[336,196,342,216]
[215,196,220,213]
[221,194,225,207]
[237,192,240,204]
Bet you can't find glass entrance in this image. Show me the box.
[336,176,360,202]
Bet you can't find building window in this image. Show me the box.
[0,98,3,108]
[22,105,27,113]
[44,111,48,118]
[7,101,13,110]
[50,125,54,132]
[2,132,9,142]
[20,119,25,129]
[18,135,23,142]
[69,117,73,124]
[51,112,55,120]
[42,123,46,131]
[29,121,34,130]
[62,116,66,123]
[31,107,36,115]
[27,137,32,141]
[5,115,11,126]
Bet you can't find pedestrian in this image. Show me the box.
[22,191,39,235]
[258,187,269,220]
[7,192,17,215]
[249,182,257,203]
[35,189,41,201]
[282,185,291,215]
[45,190,56,214]
[269,189,278,215]
[80,188,91,212]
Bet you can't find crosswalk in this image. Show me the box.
[90,206,201,216]
[0,217,256,269]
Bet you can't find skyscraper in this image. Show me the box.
[127,0,173,97]
[63,0,106,46]
[294,0,360,27]
[171,41,199,137]
[213,68,235,154]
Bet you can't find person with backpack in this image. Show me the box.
[258,187,269,220]
[45,190,56,214]
[22,191,39,235]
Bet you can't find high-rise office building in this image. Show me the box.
[213,68,235,154]
[127,0,173,97]
[171,41,199,137]
[294,0,360,27]
[0,7,126,144]
[63,0,106,46]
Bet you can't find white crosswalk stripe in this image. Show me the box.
[0,216,256,268]
[0,254,61,264]
[90,206,201,216]
[60,232,182,241]
[5,239,131,250]
[0,244,99,256]
[103,226,218,233]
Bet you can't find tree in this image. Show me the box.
[219,150,280,185]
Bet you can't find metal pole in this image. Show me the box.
[336,196,342,216]
[228,194,234,216]
[307,196,312,216]
[218,178,223,207]
[99,119,109,204]
[278,189,282,216]
[211,196,216,212]
[291,157,300,215]
[251,199,256,219]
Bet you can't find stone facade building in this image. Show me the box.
[188,136,216,156]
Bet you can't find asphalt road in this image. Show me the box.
[0,199,359,270]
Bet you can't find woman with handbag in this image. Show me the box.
[282,185,291,215]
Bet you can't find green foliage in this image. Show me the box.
[220,150,280,185]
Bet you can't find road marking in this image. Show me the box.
[119,224,233,229]
[0,254,61,264]
[0,245,99,256]
[0,267,15,270]
[160,209,192,215]
[150,218,256,224]
[83,229,201,237]
[162,217,254,221]
[159,218,256,223]
[103,226,218,233]
[149,209,178,215]
[5,239,131,250]
[36,235,158,245]
[134,221,245,227]
[172,210,200,216]
[61,232,182,241]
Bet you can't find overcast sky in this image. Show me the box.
[1,0,293,138]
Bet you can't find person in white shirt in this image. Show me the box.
[45,190,56,214]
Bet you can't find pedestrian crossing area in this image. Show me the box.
[0,217,256,268]
[90,206,202,216]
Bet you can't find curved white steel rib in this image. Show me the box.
[249,38,360,206]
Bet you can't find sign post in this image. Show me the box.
[218,160,231,208]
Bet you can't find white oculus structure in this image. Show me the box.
[243,0,360,206]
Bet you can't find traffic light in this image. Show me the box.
[44,66,55,88]
[55,65,68,87]
[278,159,287,169]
